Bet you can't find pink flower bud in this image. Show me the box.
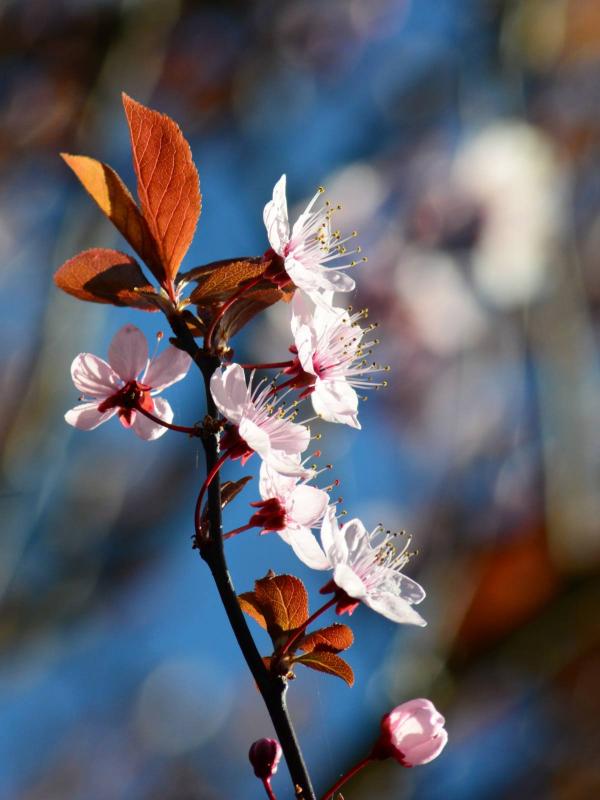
[374,699,448,767]
[249,738,283,779]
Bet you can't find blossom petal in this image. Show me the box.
[259,461,297,502]
[290,291,316,335]
[108,324,148,381]
[283,527,330,570]
[288,485,329,527]
[320,506,348,564]
[71,353,120,398]
[340,518,370,557]
[144,346,192,392]
[267,417,311,455]
[263,175,290,254]
[294,323,318,376]
[287,259,356,297]
[239,417,271,458]
[402,730,448,766]
[265,450,314,478]
[210,363,249,424]
[364,593,427,626]
[394,573,427,605]
[333,563,367,600]
[312,380,360,428]
[131,396,172,440]
[65,402,116,430]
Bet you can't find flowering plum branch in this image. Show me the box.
[54,93,448,799]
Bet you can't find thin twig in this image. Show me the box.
[166,311,316,800]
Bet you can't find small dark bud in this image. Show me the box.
[249,737,282,779]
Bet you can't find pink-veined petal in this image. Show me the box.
[320,506,348,564]
[131,396,172,440]
[259,461,297,502]
[340,518,370,557]
[288,485,329,527]
[333,562,367,600]
[210,363,249,424]
[239,417,271,459]
[263,175,290,254]
[364,593,427,626]
[145,346,191,392]
[284,526,330,570]
[267,417,311,455]
[294,323,318,376]
[312,380,360,429]
[65,402,116,431]
[265,449,314,478]
[71,353,120,398]
[108,324,148,381]
[290,291,316,336]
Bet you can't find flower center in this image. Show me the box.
[249,498,287,533]
[262,249,294,289]
[221,424,255,464]
[96,380,154,429]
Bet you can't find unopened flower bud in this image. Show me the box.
[249,737,282,779]
[373,699,447,767]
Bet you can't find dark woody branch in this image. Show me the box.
[166,311,316,800]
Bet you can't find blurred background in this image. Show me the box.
[1,0,600,797]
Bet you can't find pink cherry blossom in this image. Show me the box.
[292,506,426,625]
[263,175,363,303]
[375,699,448,766]
[249,459,329,566]
[210,363,312,477]
[65,324,191,441]
[280,293,387,429]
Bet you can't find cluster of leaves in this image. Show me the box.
[239,573,354,686]
[55,94,291,345]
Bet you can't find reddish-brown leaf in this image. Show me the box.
[297,624,354,654]
[122,93,201,284]
[254,573,309,637]
[238,592,267,630]
[186,258,266,305]
[294,651,355,686]
[183,256,295,340]
[54,248,158,310]
[220,476,253,509]
[61,154,162,280]
[217,284,294,344]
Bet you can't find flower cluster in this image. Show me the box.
[59,116,447,800]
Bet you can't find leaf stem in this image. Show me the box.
[134,403,202,436]
[280,596,337,656]
[262,778,277,800]
[205,274,265,351]
[319,755,373,800]
[238,360,294,370]
[194,449,231,536]
[166,310,316,800]
[223,522,256,540]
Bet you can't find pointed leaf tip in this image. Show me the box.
[297,623,354,654]
[61,153,162,280]
[122,93,201,284]
[54,248,158,310]
[294,651,355,686]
